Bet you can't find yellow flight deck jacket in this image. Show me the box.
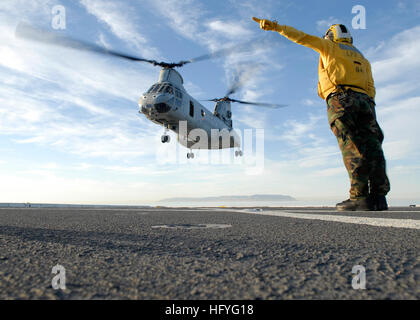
[275,25,375,100]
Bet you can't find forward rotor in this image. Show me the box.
[15,23,254,69]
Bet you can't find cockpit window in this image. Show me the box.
[156,84,174,94]
[147,84,175,95]
[147,84,160,93]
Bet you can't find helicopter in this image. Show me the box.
[16,23,287,159]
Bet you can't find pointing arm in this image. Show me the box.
[252,17,330,55]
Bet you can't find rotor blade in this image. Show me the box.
[181,39,257,67]
[225,63,265,97]
[15,23,161,65]
[229,98,288,109]
[201,99,220,102]
[225,74,241,97]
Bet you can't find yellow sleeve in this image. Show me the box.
[366,61,376,99]
[275,25,331,55]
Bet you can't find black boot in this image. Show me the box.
[369,195,388,211]
[336,198,370,211]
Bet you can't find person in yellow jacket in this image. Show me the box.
[253,17,390,211]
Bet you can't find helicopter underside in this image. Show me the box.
[144,114,240,150]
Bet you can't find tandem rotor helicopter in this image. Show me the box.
[16,23,287,159]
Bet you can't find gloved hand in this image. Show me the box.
[252,17,279,31]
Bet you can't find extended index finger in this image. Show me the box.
[252,17,261,23]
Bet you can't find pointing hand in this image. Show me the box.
[252,17,278,31]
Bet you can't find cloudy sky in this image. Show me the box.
[0,0,419,205]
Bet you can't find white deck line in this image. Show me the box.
[221,209,420,230]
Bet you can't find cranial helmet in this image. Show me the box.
[325,24,353,44]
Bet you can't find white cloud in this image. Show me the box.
[375,81,419,106]
[368,26,420,164]
[0,0,55,19]
[146,0,206,42]
[235,107,268,128]
[316,16,340,34]
[0,169,160,203]
[206,20,253,39]
[396,0,420,16]
[278,114,323,145]
[96,32,111,49]
[0,1,161,161]
[382,140,412,161]
[372,25,420,84]
[302,98,317,106]
[147,0,283,112]
[298,156,333,169]
[80,0,159,58]
[309,167,344,178]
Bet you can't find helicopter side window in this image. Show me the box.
[189,101,194,117]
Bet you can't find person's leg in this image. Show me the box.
[328,93,390,211]
[331,117,370,201]
[361,101,390,210]
[328,95,370,209]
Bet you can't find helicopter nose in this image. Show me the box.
[140,103,152,115]
[154,102,171,113]
[152,95,172,113]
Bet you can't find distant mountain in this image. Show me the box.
[158,194,296,203]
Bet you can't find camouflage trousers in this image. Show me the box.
[327,90,390,200]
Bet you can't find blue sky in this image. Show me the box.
[0,0,419,204]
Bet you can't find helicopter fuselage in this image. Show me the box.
[138,68,240,150]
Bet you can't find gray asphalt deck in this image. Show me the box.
[0,207,419,299]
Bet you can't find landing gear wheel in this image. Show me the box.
[187,152,195,159]
[161,135,170,143]
[235,150,243,157]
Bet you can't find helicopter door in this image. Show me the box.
[189,101,194,117]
